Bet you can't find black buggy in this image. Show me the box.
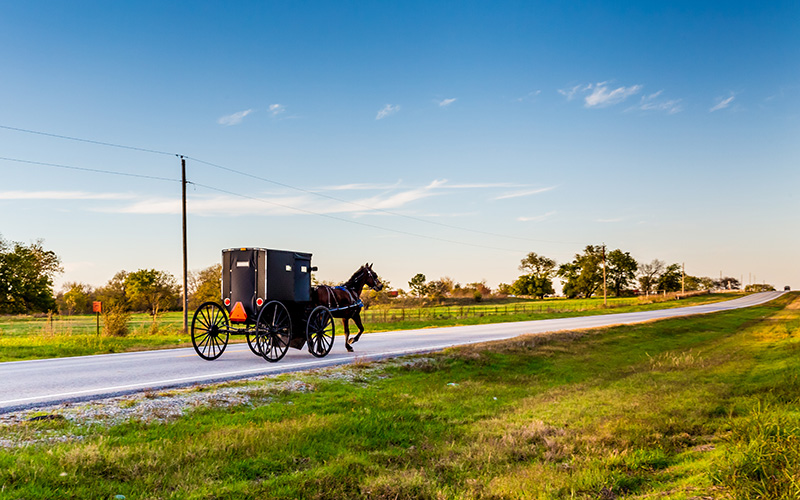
[190,248,335,362]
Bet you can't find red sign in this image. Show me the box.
[92,301,102,313]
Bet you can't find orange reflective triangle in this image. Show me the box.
[229,302,248,322]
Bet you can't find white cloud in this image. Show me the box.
[376,104,400,120]
[438,98,457,107]
[636,91,683,114]
[584,83,642,108]
[493,186,556,200]
[558,84,591,100]
[217,109,254,126]
[710,94,735,112]
[320,181,404,191]
[0,191,135,200]
[517,211,556,222]
[107,180,448,217]
[269,104,285,116]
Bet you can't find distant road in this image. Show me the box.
[0,291,784,413]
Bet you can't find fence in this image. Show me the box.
[360,299,643,324]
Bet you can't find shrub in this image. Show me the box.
[103,305,131,337]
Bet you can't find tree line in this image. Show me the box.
[0,235,758,318]
[503,246,742,299]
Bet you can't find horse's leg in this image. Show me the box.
[351,312,366,343]
[342,317,354,352]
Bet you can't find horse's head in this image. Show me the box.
[363,263,383,291]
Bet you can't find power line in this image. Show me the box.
[0,124,177,157]
[187,155,576,245]
[191,182,525,254]
[0,156,180,183]
[0,123,576,247]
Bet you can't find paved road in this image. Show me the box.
[0,291,784,413]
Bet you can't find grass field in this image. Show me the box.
[0,292,796,498]
[0,293,734,362]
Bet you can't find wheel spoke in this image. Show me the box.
[191,303,229,360]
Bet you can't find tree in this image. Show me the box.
[427,280,450,302]
[125,269,180,320]
[511,274,555,298]
[0,236,62,314]
[657,264,683,292]
[188,264,222,310]
[717,276,741,290]
[605,249,638,297]
[95,270,129,309]
[519,252,557,280]
[558,245,604,298]
[514,252,557,299]
[638,259,665,295]
[58,282,94,315]
[408,273,427,298]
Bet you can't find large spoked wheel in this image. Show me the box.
[256,301,292,362]
[306,306,335,358]
[245,333,261,356]
[191,302,229,360]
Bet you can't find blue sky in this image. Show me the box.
[1,1,798,292]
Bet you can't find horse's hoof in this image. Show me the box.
[346,345,354,353]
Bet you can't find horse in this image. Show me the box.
[312,263,382,352]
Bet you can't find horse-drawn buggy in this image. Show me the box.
[191,247,382,362]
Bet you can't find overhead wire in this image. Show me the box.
[190,182,524,254]
[0,156,180,183]
[0,123,574,248]
[0,124,177,157]
[186,155,575,245]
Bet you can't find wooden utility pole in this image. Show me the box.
[181,156,188,333]
[682,263,685,294]
[602,243,607,307]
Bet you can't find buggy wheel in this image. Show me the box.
[245,333,261,356]
[256,301,292,362]
[306,306,335,357]
[191,302,229,360]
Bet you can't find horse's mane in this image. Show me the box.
[342,266,366,289]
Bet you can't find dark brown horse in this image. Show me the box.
[312,263,382,352]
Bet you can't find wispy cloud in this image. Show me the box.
[635,91,683,114]
[320,181,404,191]
[376,104,400,120]
[585,83,642,108]
[494,186,556,200]
[710,93,736,112]
[558,84,592,101]
[438,98,457,107]
[517,211,556,222]
[0,191,135,200]
[269,104,285,116]
[217,109,254,126]
[560,82,643,108]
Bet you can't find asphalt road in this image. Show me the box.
[0,291,784,413]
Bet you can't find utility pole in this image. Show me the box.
[682,263,685,295]
[181,156,188,333]
[602,243,607,307]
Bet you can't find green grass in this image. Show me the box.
[0,293,736,361]
[0,292,797,498]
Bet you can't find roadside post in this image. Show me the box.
[93,301,102,335]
